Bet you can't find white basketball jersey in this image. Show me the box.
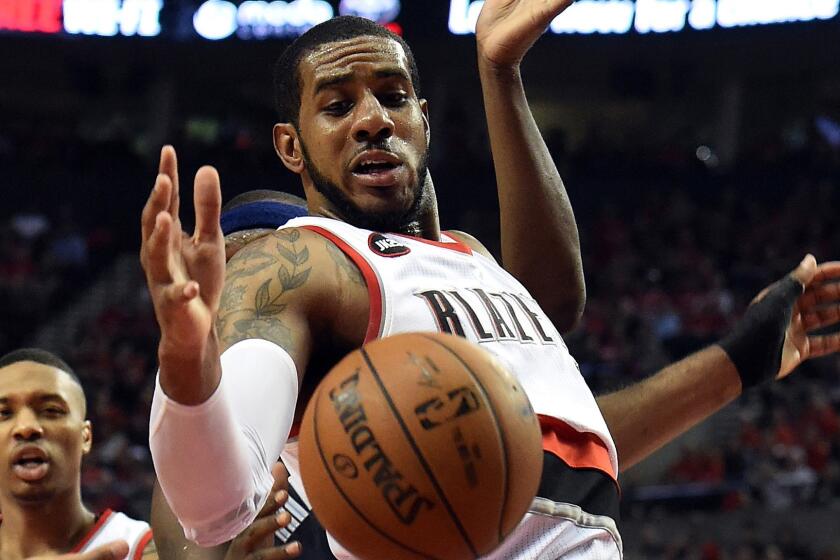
[284,216,617,475]
[74,510,153,560]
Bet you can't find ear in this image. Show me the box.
[419,99,430,146]
[273,123,305,174]
[81,420,93,455]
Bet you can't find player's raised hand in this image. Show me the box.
[140,146,226,354]
[475,0,574,67]
[777,257,840,378]
[719,255,840,388]
[28,541,130,560]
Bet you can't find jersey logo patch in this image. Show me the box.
[368,233,411,257]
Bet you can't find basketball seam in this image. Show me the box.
[418,334,511,544]
[361,347,480,558]
[310,384,438,560]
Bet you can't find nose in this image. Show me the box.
[351,92,394,143]
[13,409,43,442]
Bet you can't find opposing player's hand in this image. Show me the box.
[28,541,129,560]
[776,256,840,379]
[476,0,574,67]
[225,463,302,560]
[140,146,226,352]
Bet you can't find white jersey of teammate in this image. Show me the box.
[279,216,623,559]
[74,509,153,560]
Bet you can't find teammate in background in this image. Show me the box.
[141,2,840,559]
[0,349,155,560]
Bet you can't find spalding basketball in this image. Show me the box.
[299,332,543,560]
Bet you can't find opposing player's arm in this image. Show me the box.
[598,256,840,471]
[474,0,584,333]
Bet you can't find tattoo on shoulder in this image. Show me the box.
[218,229,312,349]
[325,239,365,286]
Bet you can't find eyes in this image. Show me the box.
[0,405,68,421]
[322,91,410,117]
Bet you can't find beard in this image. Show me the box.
[299,138,430,234]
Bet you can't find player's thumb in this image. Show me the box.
[77,540,129,560]
[791,254,817,288]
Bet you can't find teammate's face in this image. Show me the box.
[0,362,91,504]
[275,36,432,233]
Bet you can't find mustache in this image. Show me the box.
[351,140,399,159]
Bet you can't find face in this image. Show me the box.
[0,362,91,505]
[275,35,432,234]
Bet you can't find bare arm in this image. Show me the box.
[598,256,840,471]
[597,346,741,471]
[475,0,583,332]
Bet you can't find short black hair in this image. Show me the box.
[222,189,307,213]
[0,348,82,386]
[273,16,422,126]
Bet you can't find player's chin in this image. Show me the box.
[356,188,415,216]
[11,484,54,503]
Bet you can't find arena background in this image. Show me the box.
[1,1,839,558]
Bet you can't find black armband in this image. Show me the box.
[718,276,804,389]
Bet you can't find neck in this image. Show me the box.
[0,487,95,559]
[407,174,441,240]
[305,173,442,241]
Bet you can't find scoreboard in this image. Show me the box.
[0,0,837,41]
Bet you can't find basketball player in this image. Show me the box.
[0,341,296,560]
[0,349,155,560]
[141,3,840,560]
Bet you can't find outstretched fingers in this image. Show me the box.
[813,261,840,283]
[144,211,176,284]
[800,264,840,331]
[227,511,302,559]
[802,302,840,331]
[800,281,840,308]
[159,145,181,218]
[194,165,223,243]
[806,331,840,359]
[141,173,173,243]
[246,542,302,560]
[789,254,817,288]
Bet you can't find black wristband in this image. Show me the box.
[718,276,804,389]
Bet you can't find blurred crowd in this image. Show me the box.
[1,100,839,553]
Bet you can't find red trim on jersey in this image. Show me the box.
[71,509,114,553]
[133,529,154,560]
[299,225,383,343]
[538,415,617,482]
[393,232,473,255]
[289,421,301,439]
